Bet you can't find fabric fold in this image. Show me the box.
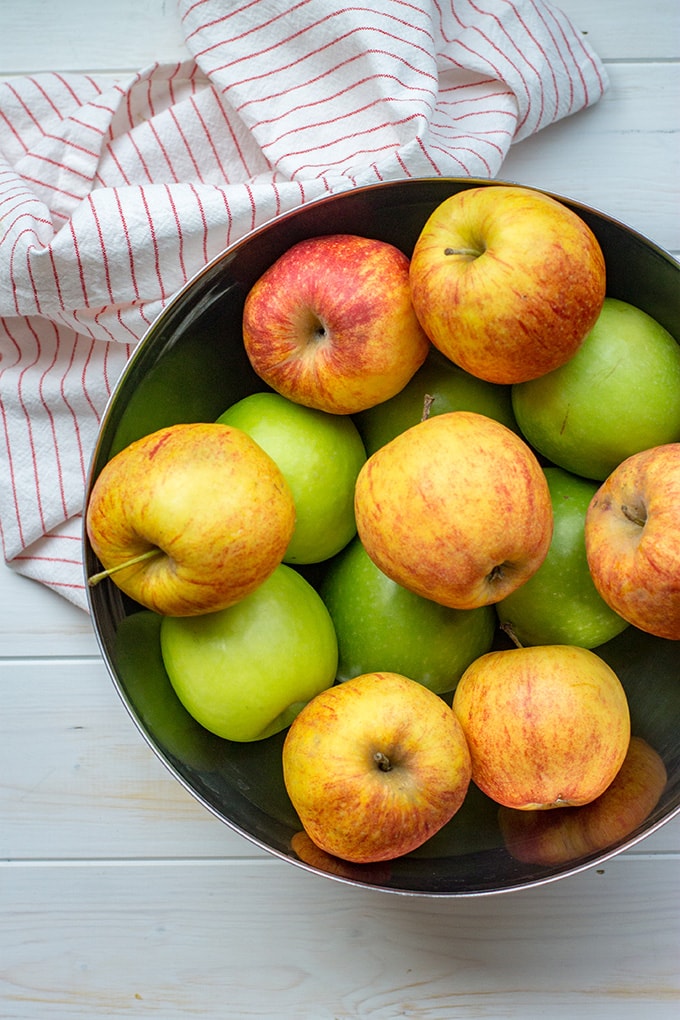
[0,0,608,610]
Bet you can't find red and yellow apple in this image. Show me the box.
[452,644,631,810]
[585,442,680,640]
[408,185,606,384]
[86,422,295,616]
[241,233,430,415]
[353,410,553,610]
[499,736,668,865]
[282,671,472,863]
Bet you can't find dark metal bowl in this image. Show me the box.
[84,178,680,896]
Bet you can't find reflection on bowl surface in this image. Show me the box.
[85,178,680,896]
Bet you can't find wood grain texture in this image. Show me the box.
[1,859,679,1019]
[0,1,679,1016]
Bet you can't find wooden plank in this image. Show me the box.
[562,0,680,60]
[0,0,189,74]
[0,565,98,658]
[2,658,679,860]
[1,857,678,1019]
[0,657,263,860]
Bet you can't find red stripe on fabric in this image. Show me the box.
[12,553,83,565]
[209,26,433,90]
[87,196,115,304]
[169,107,205,182]
[267,111,430,175]
[54,71,101,106]
[4,80,50,139]
[164,183,188,280]
[9,318,47,533]
[126,130,155,184]
[9,227,42,315]
[113,188,141,300]
[79,333,104,418]
[415,134,445,175]
[0,201,53,247]
[0,106,31,156]
[185,0,307,46]
[104,145,132,186]
[24,75,64,123]
[14,172,83,205]
[69,219,90,305]
[542,5,598,105]
[0,339,26,548]
[139,188,164,296]
[189,95,230,182]
[188,182,209,266]
[27,149,99,184]
[213,101,256,178]
[37,326,69,518]
[147,120,181,183]
[236,51,436,118]
[473,0,548,130]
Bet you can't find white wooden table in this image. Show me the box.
[1,2,679,1016]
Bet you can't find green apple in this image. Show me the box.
[512,297,680,481]
[496,467,629,648]
[114,610,224,770]
[160,564,338,742]
[354,347,518,455]
[319,536,496,695]
[217,391,366,564]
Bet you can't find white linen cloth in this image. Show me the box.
[0,0,608,611]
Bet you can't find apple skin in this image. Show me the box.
[354,346,518,456]
[159,564,338,742]
[512,297,680,481]
[452,644,631,810]
[496,467,629,649]
[241,233,431,415]
[290,831,393,886]
[408,185,606,385]
[353,410,553,610]
[499,736,668,865]
[585,443,680,640]
[282,671,472,863]
[86,422,295,617]
[217,391,366,564]
[319,536,496,694]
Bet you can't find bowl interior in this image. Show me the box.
[85,178,680,895]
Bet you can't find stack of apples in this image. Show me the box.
[86,185,677,869]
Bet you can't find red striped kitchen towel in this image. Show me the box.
[0,0,608,611]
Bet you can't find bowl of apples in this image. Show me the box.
[84,178,680,896]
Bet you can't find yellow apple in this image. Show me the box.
[282,671,472,863]
[86,422,295,616]
[409,185,606,384]
[499,736,667,865]
[452,644,631,810]
[585,443,680,640]
[353,410,553,609]
[241,233,430,415]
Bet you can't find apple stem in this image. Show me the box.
[88,547,163,587]
[374,751,393,772]
[421,393,435,422]
[444,247,481,258]
[621,503,647,529]
[500,622,524,649]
